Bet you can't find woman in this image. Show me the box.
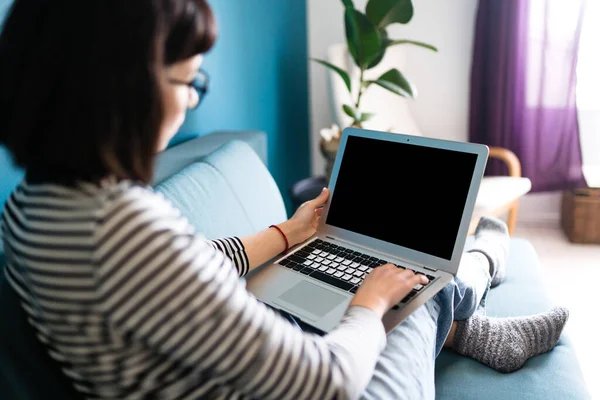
[0,1,568,399]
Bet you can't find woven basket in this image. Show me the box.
[561,188,600,244]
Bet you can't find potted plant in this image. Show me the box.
[312,0,436,177]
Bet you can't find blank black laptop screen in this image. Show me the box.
[325,135,478,260]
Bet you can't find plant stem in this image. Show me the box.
[353,68,365,126]
[355,68,365,109]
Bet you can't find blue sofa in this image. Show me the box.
[0,131,590,399]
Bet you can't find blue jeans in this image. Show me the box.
[361,251,491,400]
[277,251,491,400]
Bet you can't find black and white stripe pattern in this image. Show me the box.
[1,180,386,399]
[208,238,249,277]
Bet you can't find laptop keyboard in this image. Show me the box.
[277,239,437,306]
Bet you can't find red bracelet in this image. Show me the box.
[269,224,289,254]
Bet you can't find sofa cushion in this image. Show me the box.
[435,238,590,400]
[153,130,268,186]
[154,140,287,240]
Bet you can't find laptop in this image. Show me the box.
[246,128,489,333]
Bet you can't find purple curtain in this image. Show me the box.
[469,0,587,192]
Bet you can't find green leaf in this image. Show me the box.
[368,68,415,98]
[366,0,413,28]
[344,10,382,68]
[344,8,361,67]
[359,112,376,122]
[366,34,437,70]
[341,0,354,8]
[366,49,385,70]
[342,104,359,120]
[311,58,352,93]
[366,28,388,70]
[387,39,438,52]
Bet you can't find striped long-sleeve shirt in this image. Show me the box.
[1,179,386,400]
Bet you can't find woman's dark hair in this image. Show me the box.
[0,0,216,184]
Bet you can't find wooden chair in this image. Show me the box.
[468,147,531,235]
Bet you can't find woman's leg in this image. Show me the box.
[361,217,508,399]
[361,299,440,400]
[362,239,497,399]
[447,219,570,373]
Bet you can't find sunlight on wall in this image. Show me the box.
[577,0,600,110]
[577,0,600,187]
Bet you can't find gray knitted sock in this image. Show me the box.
[453,307,569,373]
[468,216,509,287]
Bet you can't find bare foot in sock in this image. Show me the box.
[468,216,509,287]
[453,307,569,373]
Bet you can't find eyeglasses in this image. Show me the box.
[168,69,209,110]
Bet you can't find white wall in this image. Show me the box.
[307,0,479,176]
[307,0,346,177]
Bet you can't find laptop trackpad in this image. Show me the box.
[274,281,346,321]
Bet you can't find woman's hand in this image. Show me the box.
[238,189,329,271]
[350,264,429,318]
[281,188,330,247]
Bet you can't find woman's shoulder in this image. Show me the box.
[97,180,180,217]
[95,180,192,236]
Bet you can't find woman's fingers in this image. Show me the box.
[385,263,429,285]
[308,188,329,208]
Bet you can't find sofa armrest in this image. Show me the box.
[153,130,267,185]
